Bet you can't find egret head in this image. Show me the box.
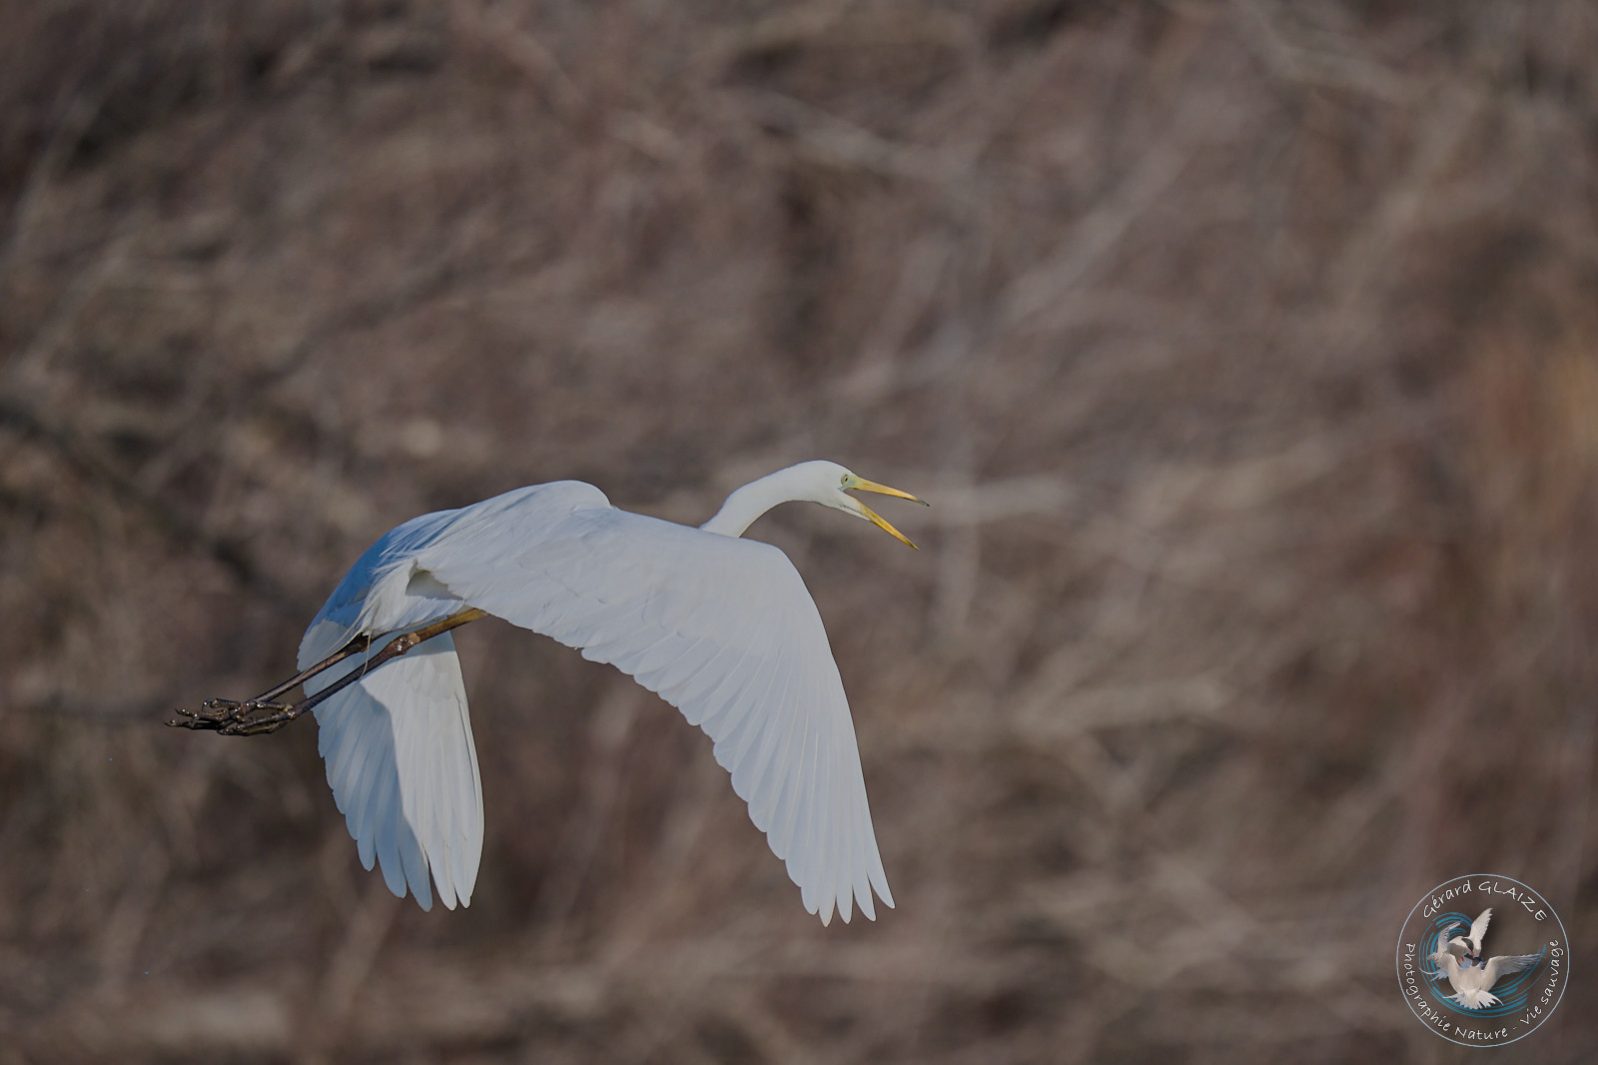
[701,460,929,542]
[800,460,928,549]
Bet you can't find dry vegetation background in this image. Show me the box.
[2,1,1597,1062]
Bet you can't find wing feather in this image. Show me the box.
[746,659,799,831]
[1469,908,1493,952]
[1484,953,1541,984]
[308,633,484,910]
[417,498,892,923]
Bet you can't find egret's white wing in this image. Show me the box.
[307,632,484,910]
[415,482,893,924]
[1468,908,1493,952]
[1482,953,1541,986]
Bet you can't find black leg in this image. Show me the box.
[167,608,487,736]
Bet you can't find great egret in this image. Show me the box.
[171,460,925,925]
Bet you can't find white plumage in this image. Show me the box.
[1429,908,1542,1009]
[1442,907,1493,959]
[294,461,923,924]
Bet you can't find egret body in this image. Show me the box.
[181,461,924,925]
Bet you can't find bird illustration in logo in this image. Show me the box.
[1428,908,1542,1009]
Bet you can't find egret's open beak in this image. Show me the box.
[845,475,928,549]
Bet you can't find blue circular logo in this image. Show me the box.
[1395,874,1567,1047]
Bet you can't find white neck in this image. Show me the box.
[699,466,816,537]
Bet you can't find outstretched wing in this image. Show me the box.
[415,484,893,925]
[1469,908,1493,952]
[307,632,484,911]
[1483,953,1541,987]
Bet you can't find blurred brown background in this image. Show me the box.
[2,1,1596,1062]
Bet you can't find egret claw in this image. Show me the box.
[166,697,296,732]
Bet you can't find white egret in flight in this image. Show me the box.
[172,461,925,925]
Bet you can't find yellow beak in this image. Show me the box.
[845,475,928,549]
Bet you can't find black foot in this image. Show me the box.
[167,696,304,736]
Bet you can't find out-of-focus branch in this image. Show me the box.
[0,396,290,608]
